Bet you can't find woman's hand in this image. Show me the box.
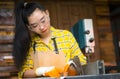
[35,66,60,77]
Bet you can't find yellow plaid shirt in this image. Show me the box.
[18,26,86,78]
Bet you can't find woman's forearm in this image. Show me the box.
[23,69,36,78]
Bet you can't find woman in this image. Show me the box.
[13,1,87,78]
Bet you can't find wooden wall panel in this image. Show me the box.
[98,27,116,65]
[95,2,116,65]
[39,1,58,28]
[56,2,71,30]
[54,1,96,29]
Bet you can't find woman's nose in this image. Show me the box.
[39,24,44,30]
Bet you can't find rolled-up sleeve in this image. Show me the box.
[18,48,34,78]
[69,31,87,65]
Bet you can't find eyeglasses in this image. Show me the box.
[28,15,49,30]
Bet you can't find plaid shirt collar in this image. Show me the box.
[32,26,57,42]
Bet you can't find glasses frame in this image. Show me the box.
[28,14,49,30]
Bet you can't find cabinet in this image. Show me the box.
[0,26,17,78]
[0,25,14,66]
[0,1,17,77]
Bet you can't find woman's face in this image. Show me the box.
[28,8,51,37]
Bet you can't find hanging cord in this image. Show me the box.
[33,41,36,54]
[51,37,59,54]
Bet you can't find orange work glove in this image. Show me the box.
[35,66,60,77]
[63,60,74,72]
[63,60,77,76]
[44,67,60,77]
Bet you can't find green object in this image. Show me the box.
[71,19,86,49]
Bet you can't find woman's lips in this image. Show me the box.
[41,28,47,33]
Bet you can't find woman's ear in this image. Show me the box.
[45,10,50,21]
[45,10,49,16]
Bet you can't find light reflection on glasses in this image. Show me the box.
[28,15,48,30]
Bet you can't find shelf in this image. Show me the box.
[0,40,13,44]
[0,66,18,77]
[0,66,16,72]
[97,26,111,31]
[0,50,12,53]
[0,25,14,29]
[0,2,17,77]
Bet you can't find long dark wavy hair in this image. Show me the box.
[13,1,46,70]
